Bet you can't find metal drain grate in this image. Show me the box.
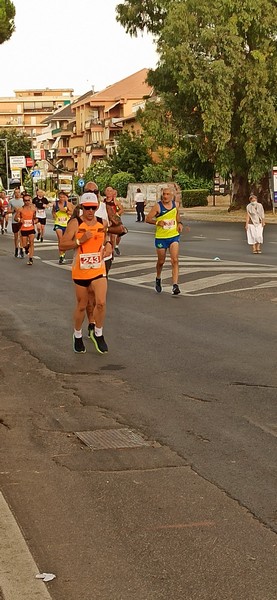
[75,428,151,450]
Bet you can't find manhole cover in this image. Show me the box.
[75,428,151,450]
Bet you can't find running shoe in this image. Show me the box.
[114,246,120,256]
[14,249,18,258]
[36,232,41,241]
[1,229,4,235]
[172,284,181,296]
[91,331,108,354]
[155,278,162,293]
[88,323,95,339]
[40,237,43,243]
[27,258,33,266]
[58,255,65,264]
[73,335,86,354]
[4,228,7,233]
[19,249,24,259]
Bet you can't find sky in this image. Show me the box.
[0,0,158,97]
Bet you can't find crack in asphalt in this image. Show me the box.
[231,381,277,389]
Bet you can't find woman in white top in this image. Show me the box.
[245,194,265,254]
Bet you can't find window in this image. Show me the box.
[31,116,37,125]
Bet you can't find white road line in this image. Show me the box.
[178,274,247,293]
[0,492,53,600]
[215,238,232,241]
[42,260,72,270]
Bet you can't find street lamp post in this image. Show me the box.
[0,138,9,190]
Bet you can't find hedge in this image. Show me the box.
[181,189,209,207]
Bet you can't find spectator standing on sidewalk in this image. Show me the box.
[134,188,146,222]
[245,194,265,254]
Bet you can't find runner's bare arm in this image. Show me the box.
[146,203,160,225]
[59,218,93,251]
[115,199,124,216]
[146,204,166,227]
[176,208,184,233]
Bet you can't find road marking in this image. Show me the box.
[0,492,53,600]
[40,255,277,297]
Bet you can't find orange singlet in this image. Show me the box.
[21,207,35,232]
[72,218,106,281]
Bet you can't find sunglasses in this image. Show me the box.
[82,205,97,210]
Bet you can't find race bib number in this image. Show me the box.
[163,219,175,230]
[57,216,68,226]
[80,252,101,269]
[37,209,45,217]
[23,219,33,228]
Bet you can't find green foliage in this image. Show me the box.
[0,128,31,187]
[109,131,152,181]
[0,0,15,45]
[141,163,171,182]
[116,0,171,36]
[181,189,209,207]
[117,0,277,205]
[174,172,213,193]
[110,171,136,197]
[75,160,113,194]
[23,173,33,195]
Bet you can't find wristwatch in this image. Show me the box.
[76,239,81,246]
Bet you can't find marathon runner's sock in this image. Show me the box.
[74,329,82,338]
[95,326,103,337]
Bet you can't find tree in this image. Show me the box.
[0,128,31,188]
[109,131,152,181]
[0,0,16,45]
[116,0,277,208]
[110,171,136,197]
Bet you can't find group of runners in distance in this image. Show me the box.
[1,182,186,355]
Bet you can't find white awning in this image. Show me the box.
[52,136,61,149]
[104,101,121,113]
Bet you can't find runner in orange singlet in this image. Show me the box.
[60,193,110,354]
[15,193,37,266]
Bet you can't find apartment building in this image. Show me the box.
[71,69,153,173]
[37,103,75,172]
[0,88,74,138]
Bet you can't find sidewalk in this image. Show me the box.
[182,196,277,223]
[0,332,276,600]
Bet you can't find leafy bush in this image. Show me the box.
[141,164,171,182]
[182,189,209,207]
[110,172,136,198]
[175,172,213,193]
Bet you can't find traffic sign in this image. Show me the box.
[31,170,41,177]
[10,156,26,169]
[78,178,85,187]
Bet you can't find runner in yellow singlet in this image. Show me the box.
[52,191,73,264]
[146,187,184,295]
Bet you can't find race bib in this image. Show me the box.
[57,216,68,226]
[23,219,33,228]
[80,252,101,269]
[163,219,175,230]
[37,209,45,217]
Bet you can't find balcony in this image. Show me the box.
[56,147,72,156]
[73,146,83,155]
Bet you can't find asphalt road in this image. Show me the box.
[0,214,276,600]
